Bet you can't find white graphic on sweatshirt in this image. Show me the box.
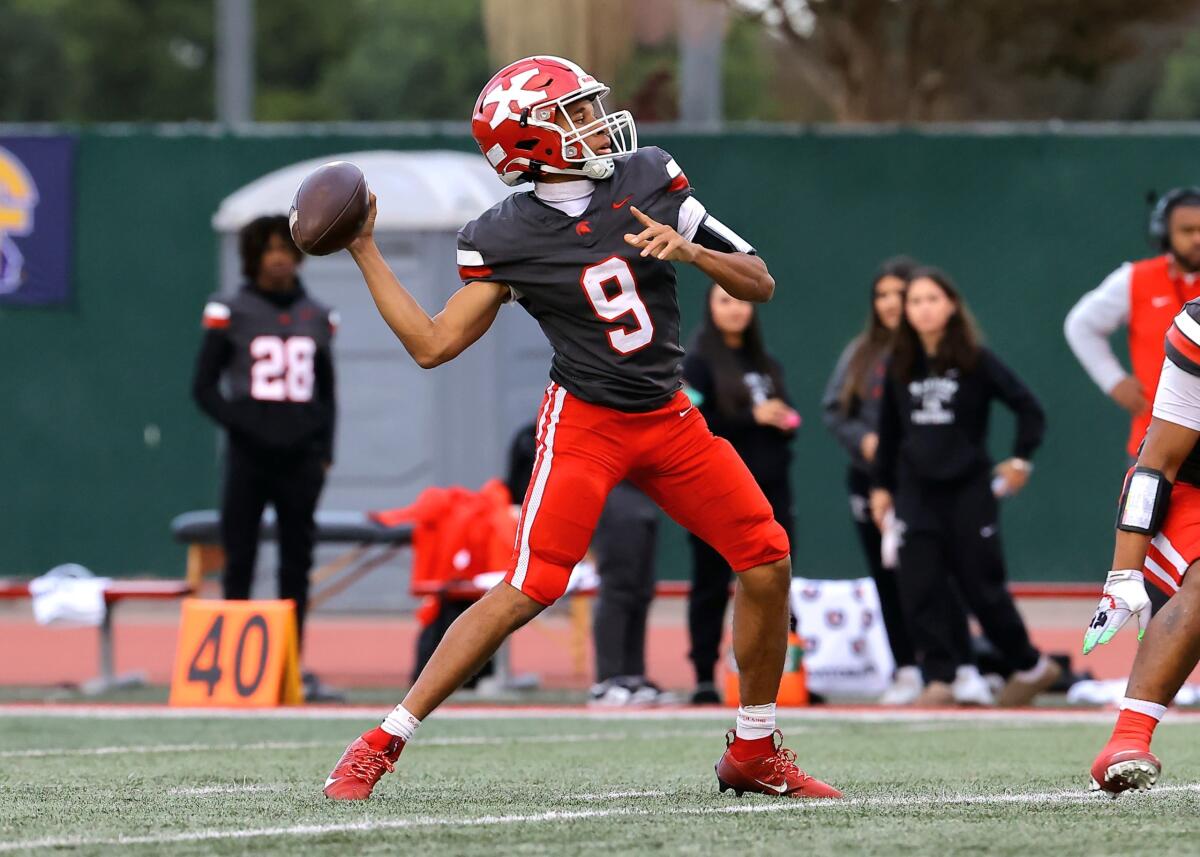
[908,373,959,425]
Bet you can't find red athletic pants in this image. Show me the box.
[505,382,790,605]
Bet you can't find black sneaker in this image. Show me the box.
[691,682,721,705]
[627,678,678,706]
[303,671,347,703]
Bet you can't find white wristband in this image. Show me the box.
[1106,568,1144,585]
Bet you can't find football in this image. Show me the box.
[289,160,370,256]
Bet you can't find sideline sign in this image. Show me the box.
[0,137,74,306]
[169,599,302,707]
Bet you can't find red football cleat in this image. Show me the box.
[323,735,404,800]
[715,730,842,799]
[1089,745,1161,796]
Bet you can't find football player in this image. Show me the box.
[322,56,841,801]
[1084,299,1200,793]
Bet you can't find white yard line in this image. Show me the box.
[569,790,667,801]
[0,740,333,759]
[0,730,707,759]
[167,784,285,797]
[4,703,1199,724]
[4,785,1199,853]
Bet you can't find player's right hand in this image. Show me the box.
[349,193,378,252]
[1109,376,1149,415]
[1083,569,1152,655]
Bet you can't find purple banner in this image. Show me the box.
[0,136,75,306]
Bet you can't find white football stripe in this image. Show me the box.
[1151,531,1189,574]
[202,301,231,320]
[457,249,485,267]
[512,385,567,590]
[665,158,682,178]
[1144,556,1181,593]
[1174,309,1200,346]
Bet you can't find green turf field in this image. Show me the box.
[1,709,1198,856]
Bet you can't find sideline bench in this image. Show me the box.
[170,510,414,606]
[0,578,194,694]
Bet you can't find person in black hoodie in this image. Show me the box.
[682,284,799,704]
[869,267,1060,707]
[822,256,923,703]
[191,216,337,698]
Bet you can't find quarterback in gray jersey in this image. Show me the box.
[323,55,841,802]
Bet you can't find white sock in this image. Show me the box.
[1120,697,1167,721]
[380,704,421,742]
[735,703,776,740]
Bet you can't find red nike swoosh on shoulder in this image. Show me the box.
[612,195,633,209]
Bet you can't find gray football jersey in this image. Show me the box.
[458,146,718,412]
[204,286,335,404]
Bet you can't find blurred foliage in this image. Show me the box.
[312,0,489,121]
[1152,32,1200,120]
[0,0,487,123]
[0,0,213,121]
[3,0,1200,124]
[729,0,1200,121]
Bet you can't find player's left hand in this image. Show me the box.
[1083,569,1152,655]
[624,206,699,262]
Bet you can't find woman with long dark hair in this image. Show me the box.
[682,284,799,704]
[869,267,1059,706]
[821,257,922,704]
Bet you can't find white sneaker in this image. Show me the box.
[879,666,924,705]
[952,665,995,706]
[588,679,633,707]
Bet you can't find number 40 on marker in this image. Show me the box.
[169,599,303,707]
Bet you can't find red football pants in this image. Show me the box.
[505,382,790,605]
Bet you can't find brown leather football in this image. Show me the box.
[289,161,370,256]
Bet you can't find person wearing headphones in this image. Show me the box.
[1065,188,1200,613]
[1065,189,1200,464]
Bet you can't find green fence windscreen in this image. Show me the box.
[0,128,1181,581]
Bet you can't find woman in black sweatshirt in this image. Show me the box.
[869,267,1059,707]
[682,284,799,704]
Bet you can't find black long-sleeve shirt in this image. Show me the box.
[682,348,794,483]
[191,282,337,460]
[872,347,1044,490]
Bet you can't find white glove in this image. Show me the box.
[1083,569,1152,655]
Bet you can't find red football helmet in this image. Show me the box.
[471,55,637,186]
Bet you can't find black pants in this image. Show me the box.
[590,482,659,682]
[847,468,916,669]
[895,473,1040,684]
[220,440,326,644]
[688,477,793,686]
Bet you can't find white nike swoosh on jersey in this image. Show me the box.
[754,779,789,794]
[679,407,693,417]
[1152,296,1172,307]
